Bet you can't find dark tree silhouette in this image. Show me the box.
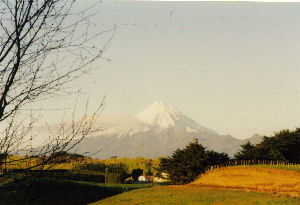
[158,138,229,184]
[234,141,257,160]
[131,168,143,181]
[234,128,300,163]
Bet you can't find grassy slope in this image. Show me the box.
[191,166,300,197]
[92,165,300,204]
[0,176,151,205]
[90,186,300,205]
[243,164,300,172]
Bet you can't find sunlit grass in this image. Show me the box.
[192,166,300,197]
[243,164,300,172]
[90,186,300,205]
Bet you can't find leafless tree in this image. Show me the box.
[0,0,114,174]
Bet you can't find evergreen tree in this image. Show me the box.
[234,141,257,160]
[158,138,229,184]
[234,128,300,163]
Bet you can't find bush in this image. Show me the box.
[21,170,106,183]
[75,162,107,172]
[131,169,143,180]
[75,162,128,174]
[105,173,121,184]
[157,138,229,184]
[75,162,129,183]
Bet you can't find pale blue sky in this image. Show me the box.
[38,2,300,139]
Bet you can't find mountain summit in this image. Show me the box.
[137,101,199,130]
[72,101,246,159]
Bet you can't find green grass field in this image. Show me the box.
[90,186,300,205]
[0,175,152,205]
[1,164,299,205]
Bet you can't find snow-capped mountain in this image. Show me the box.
[137,101,199,129]
[73,101,247,159]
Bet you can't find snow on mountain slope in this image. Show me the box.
[93,114,151,137]
[136,101,218,135]
[72,101,245,159]
[137,101,198,129]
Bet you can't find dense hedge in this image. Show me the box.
[7,169,69,173]
[75,162,129,183]
[75,162,128,174]
[75,162,107,172]
[105,173,121,184]
[6,169,128,183]
[9,170,106,183]
[38,172,105,183]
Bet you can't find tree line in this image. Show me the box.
[235,128,300,163]
[157,128,300,184]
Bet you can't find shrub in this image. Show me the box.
[75,162,107,172]
[157,138,229,184]
[105,173,121,184]
[131,168,143,180]
[21,170,106,183]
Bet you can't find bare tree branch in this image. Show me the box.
[0,0,113,174]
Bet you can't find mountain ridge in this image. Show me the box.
[72,101,248,159]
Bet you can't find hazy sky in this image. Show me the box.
[37,1,300,140]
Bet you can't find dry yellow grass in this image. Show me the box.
[1,155,95,171]
[91,185,300,205]
[190,166,300,197]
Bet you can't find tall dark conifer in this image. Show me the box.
[158,138,229,184]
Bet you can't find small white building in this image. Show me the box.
[138,175,153,182]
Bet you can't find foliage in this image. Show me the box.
[158,139,229,184]
[234,141,257,160]
[47,152,85,164]
[234,128,300,163]
[106,163,128,175]
[105,173,121,184]
[131,168,143,180]
[74,162,129,183]
[75,162,107,172]
[19,170,106,183]
[75,162,128,175]
[51,172,105,183]
[102,157,156,174]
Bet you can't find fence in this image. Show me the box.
[209,160,300,171]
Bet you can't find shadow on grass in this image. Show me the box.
[0,176,147,205]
